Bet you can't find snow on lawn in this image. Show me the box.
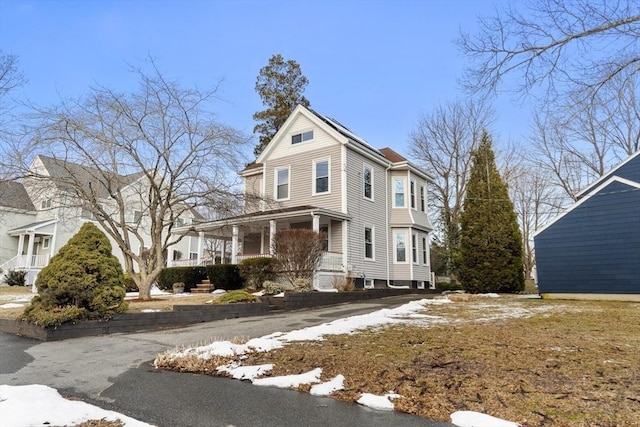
[0,384,154,427]
[158,295,527,425]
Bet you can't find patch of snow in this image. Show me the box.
[0,303,25,309]
[356,393,400,411]
[273,292,285,297]
[451,410,520,427]
[316,288,339,293]
[216,363,273,380]
[0,384,153,427]
[252,367,322,388]
[212,289,227,295]
[310,374,345,396]
[251,290,265,296]
[478,293,500,298]
[141,309,161,313]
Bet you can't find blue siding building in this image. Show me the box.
[534,151,640,301]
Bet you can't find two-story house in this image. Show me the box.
[176,105,434,289]
[0,155,199,286]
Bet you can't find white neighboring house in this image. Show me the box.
[173,105,435,290]
[0,155,201,286]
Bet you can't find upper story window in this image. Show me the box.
[420,186,426,212]
[292,130,314,144]
[394,179,405,208]
[422,236,428,264]
[275,167,290,200]
[313,160,329,194]
[410,181,416,209]
[173,218,185,228]
[41,198,52,209]
[133,209,143,223]
[363,165,373,200]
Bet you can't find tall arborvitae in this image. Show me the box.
[458,131,524,293]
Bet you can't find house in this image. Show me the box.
[0,155,199,286]
[174,105,435,290]
[533,150,640,301]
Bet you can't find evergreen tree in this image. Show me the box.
[253,54,310,156]
[458,131,524,293]
[23,222,127,325]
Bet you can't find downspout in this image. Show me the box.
[385,163,391,287]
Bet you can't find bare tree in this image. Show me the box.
[14,61,248,300]
[458,0,640,102]
[0,51,27,108]
[409,98,494,274]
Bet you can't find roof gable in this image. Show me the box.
[576,150,640,199]
[535,176,640,236]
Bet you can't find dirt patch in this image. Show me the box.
[157,296,640,426]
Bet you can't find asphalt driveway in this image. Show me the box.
[1,295,454,426]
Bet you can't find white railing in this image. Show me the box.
[0,254,50,271]
[167,252,344,272]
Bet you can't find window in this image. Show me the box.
[319,224,329,251]
[364,227,374,260]
[133,210,142,223]
[42,237,50,249]
[173,218,185,228]
[363,165,373,200]
[412,233,418,264]
[395,232,407,263]
[422,237,428,264]
[275,168,289,200]
[420,186,426,212]
[41,198,52,209]
[189,252,198,260]
[394,179,405,207]
[291,130,314,144]
[314,160,329,194]
[410,181,416,209]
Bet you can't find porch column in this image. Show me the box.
[269,220,276,255]
[25,232,35,268]
[312,214,320,233]
[231,225,239,264]
[197,232,204,261]
[17,234,25,257]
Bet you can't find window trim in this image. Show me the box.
[363,164,374,201]
[393,230,408,264]
[393,178,406,208]
[312,158,331,195]
[291,130,314,144]
[422,236,428,265]
[410,180,416,209]
[274,166,291,201]
[364,225,375,261]
[364,278,374,289]
[412,233,418,264]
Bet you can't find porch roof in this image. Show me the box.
[8,218,58,236]
[182,205,351,236]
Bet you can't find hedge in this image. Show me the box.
[157,265,243,292]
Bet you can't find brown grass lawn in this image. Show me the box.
[157,296,640,426]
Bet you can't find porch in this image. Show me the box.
[3,219,58,286]
[169,251,344,272]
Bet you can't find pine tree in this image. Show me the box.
[253,54,310,156]
[458,131,524,293]
[23,222,127,325]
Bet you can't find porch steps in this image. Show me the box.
[191,278,214,294]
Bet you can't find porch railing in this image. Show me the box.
[170,252,344,272]
[0,254,50,271]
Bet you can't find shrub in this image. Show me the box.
[22,223,127,326]
[4,269,27,286]
[263,280,284,295]
[273,229,324,286]
[122,274,139,292]
[204,264,243,291]
[436,281,464,292]
[214,290,260,304]
[293,277,313,292]
[238,257,277,290]
[157,265,243,292]
[332,275,355,292]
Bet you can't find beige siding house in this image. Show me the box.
[177,105,434,289]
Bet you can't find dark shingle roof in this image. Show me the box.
[0,180,36,211]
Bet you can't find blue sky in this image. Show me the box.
[0,0,526,158]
